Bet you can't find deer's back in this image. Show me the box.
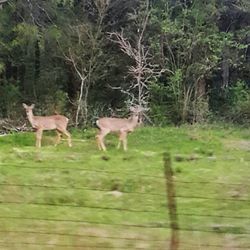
[33,115,69,130]
[97,117,133,132]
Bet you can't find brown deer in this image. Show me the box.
[22,103,72,148]
[96,106,143,151]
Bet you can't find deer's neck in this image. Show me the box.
[27,111,35,127]
[128,114,139,128]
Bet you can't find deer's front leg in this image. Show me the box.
[98,129,109,151]
[117,133,121,150]
[96,134,102,150]
[119,131,128,151]
[36,129,43,148]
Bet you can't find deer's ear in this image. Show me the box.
[30,104,35,109]
[22,103,28,109]
[129,106,136,112]
[136,106,148,113]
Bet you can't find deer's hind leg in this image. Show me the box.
[57,127,72,147]
[55,130,62,146]
[64,130,72,147]
[118,130,128,151]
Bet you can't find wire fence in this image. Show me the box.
[0,154,250,249]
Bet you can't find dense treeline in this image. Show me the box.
[0,0,249,126]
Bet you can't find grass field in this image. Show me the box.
[0,125,249,249]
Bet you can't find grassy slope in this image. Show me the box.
[0,125,249,249]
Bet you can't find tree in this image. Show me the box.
[59,0,112,127]
[149,0,246,123]
[108,0,162,113]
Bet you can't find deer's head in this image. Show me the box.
[23,103,35,116]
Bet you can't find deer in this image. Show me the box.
[22,103,72,148]
[96,106,144,151]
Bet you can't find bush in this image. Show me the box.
[210,80,250,124]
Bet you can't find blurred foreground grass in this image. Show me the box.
[0,125,249,249]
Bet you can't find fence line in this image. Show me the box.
[0,240,249,249]
[0,200,164,214]
[0,186,249,205]
[174,180,249,187]
[0,216,169,229]
[0,241,153,249]
[1,199,250,219]
[1,163,249,187]
[1,240,249,249]
[175,194,250,202]
[1,204,249,222]
[177,212,250,220]
[0,216,249,235]
[0,183,249,202]
[0,182,166,197]
[0,164,165,179]
[0,229,167,242]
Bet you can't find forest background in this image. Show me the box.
[0,0,249,127]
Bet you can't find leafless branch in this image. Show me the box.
[107,0,165,113]
[108,31,137,59]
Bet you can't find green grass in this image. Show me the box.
[0,125,249,249]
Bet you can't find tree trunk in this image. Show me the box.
[222,47,230,88]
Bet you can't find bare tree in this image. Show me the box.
[63,44,88,127]
[108,0,162,111]
[60,0,111,127]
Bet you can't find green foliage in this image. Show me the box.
[39,89,68,115]
[12,23,39,48]
[228,80,249,105]
[148,0,250,124]
[0,82,21,118]
[0,0,249,125]
[225,81,250,123]
[0,62,5,74]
